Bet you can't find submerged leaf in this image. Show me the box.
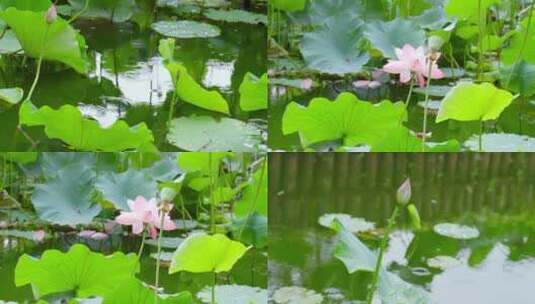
[318,213,375,233]
[433,223,480,240]
[464,133,535,152]
[197,285,267,304]
[282,92,406,148]
[436,82,515,123]
[203,9,267,24]
[19,101,155,151]
[239,73,268,111]
[0,7,88,73]
[15,244,138,298]
[169,233,250,274]
[167,116,262,152]
[151,20,221,38]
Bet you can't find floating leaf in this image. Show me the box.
[197,285,267,304]
[150,251,174,262]
[151,21,220,38]
[433,223,480,240]
[0,87,23,106]
[15,244,138,298]
[19,101,155,151]
[282,92,406,148]
[0,7,88,73]
[464,133,535,152]
[364,18,426,58]
[32,165,101,225]
[239,73,268,111]
[300,18,369,75]
[169,233,250,274]
[68,0,137,23]
[95,169,158,210]
[167,116,262,152]
[145,237,184,249]
[203,9,266,24]
[436,82,515,123]
[272,287,323,304]
[413,85,453,97]
[318,213,375,233]
[427,256,461,270]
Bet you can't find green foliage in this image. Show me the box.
[167,116,262,152]
[500,60,535,97]
[151,21,221,38]
[234,161,267,217]
[445,0,501,21]
[270,0,307,12]
[364,18,427,58]
[0,0,51,11]
[178,152,229,175]
[0,87,23,106]
[19,101,156,151]
[103,278,193,304]
[15,244,139,299]
[0,7,89,73]
[95,169,158,210]
[169,233,250,274]
[501,19,535,65]
[203,9,267,24]
[68,0,137,23]
[282,92,406,148]
[239,73,268,111]
[232,213,267,249]
[436,82,515,123]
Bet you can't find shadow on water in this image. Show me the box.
[269,153,535,303]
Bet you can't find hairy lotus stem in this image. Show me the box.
[137,228,146,258]
[367,205,400,304]
[477,0,484,80]
[421,58,434,151]
[154,210,165,304]
[404,76,415,107]
[212,273,217,304]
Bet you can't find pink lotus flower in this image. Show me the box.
[45,4,57,24]
[33,230,46,242]
[115,196,176,239]
[383,44,443,87]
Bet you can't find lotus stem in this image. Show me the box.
[25,55,43,102]
[404,76,415,107]
[367,205,399,304]
[209,153,216,234]
[137,228,146,258]
[68,0,90,23]
[211,273,216,304]
[154,211,165,304]
[479,120,483,152]
[421,59,434,152]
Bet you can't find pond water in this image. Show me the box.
[269,153,535,303]
[268,82,535,151]
[0,4,267,151]
[0,232,267,302]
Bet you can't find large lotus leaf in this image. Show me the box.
[203,9,266,24]
[0,0,51,11]
[163,62,229,114]
[436,82,515,123]
[32,165,100,225]
[364,18,426,58]
[501,22,535,65]
[234,160,267,217]
[0,8,88,73]
[239,72,267,111]
[167,116,262,152]
[282,92,406,147]
[290,0,369,24]
[39,152,96,177]
[68,0,137,23]
[500,60,535,97]
[0,30,22,54]
[270,0,306,12]
[232,213,267,249]
[464,133,535,152]
[368,126,461,152]
[177,152,229,174]
[151,21,221,38]
[300,18,369,75]
[103,278,193,304]
[15,244,139,298]
[95,169,158,210]
[19,101,155,151]
[445,0,501,21]
[0,87,23,106]
[144,154,182,182]
[197,285,267,304]
[169,233,250,274]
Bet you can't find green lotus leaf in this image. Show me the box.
[197,285,267,304]
[0,7,89,73]
[169,233,250,274]
[234,160,267,217]
[167,116,262,152]
[290,0,377,24]
[232,213,267,249]
[177,152,229,174]
[300,18,369,74]
[239,72,268,111]
[163,61,229,114]
[0,0,51,11]
[445,0,501,21]
[203,9,266,24]
[364,18,426,58]
[368,126,461,152]
[1,152,38,164]
[144,237,184,249]
[318,213,374,233]
[436,82,516,123]
[282,92,406,148]
[68,0,137,23]
[39,152,96,177]
[502,19,535,65]
[464,133,535,152]
[31,163,100,225]
[0,30,22,54]
[95,169,158,210]
[156,0,228,8]
[103,278,193,304]
[0,87,23,106]
[270,0,306,12]
[151,20,221,38]
[500,60,535,97]
[15,244,139,298]
[19,101,155,151]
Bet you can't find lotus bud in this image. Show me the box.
[45,4,57,24]
[396,178,411,206]
[160,187,177,203]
